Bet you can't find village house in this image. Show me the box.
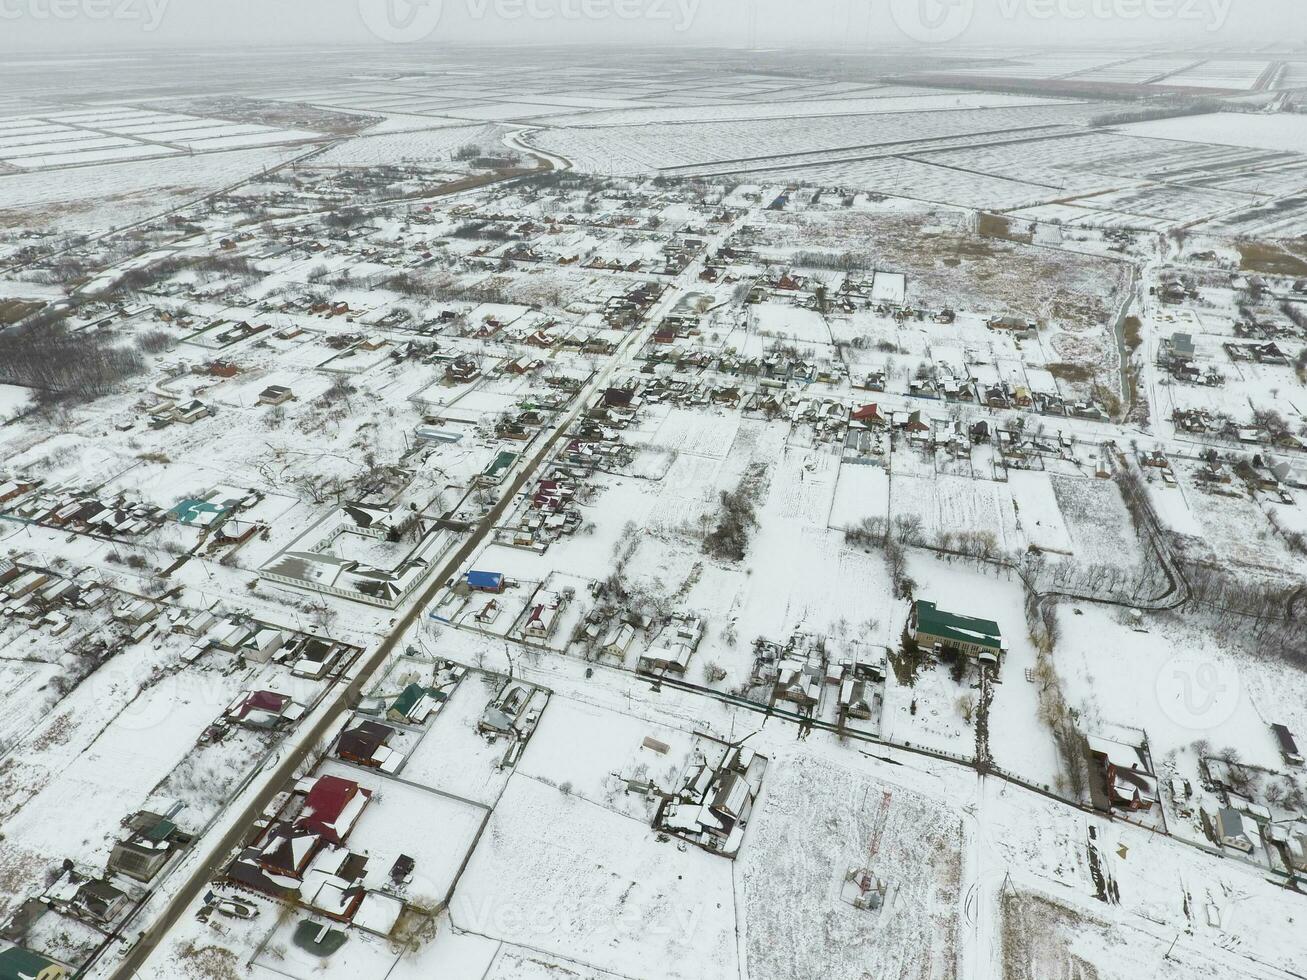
[0,944,67,980]
[258,384,294,406]
[523,590,564,640]
[297,775,371,847]
[849,404,887,428]
[45,869,130,926]
[1086,736,1157,813]
[465,570,505,593]
[638,616,703,677]
[336,720,402,773]
[224,690,305,730]
[1216,807,1254,853]
[602,621,637,660]
[109,811,194,883]
[478,682,544,744]
[386,682,446,725]
[987,315,1036,334]
[655,740,768,859]
[1271,723,1303,765]
[908,600,1005,667]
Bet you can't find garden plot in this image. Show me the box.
[830,309,924,352]
[207,368,335,410]
[249,913,407,980]
[1138,471,1204,540]
[750,302,832,345]
[1055,603,1290,784]
[748,156,1057,211]
[683,478,890,663]
[890,473,1020,555]
[530,103,1106,176]
[1158,61,1269,91]
[648,406,741,458]
[879,655,976,762]
[1159,375,1257,420]
[741,748,964,980]
[987,763,1307,980]
[1172,465,1301,576]
[2,429,131,484]
[514,696,697,822]
[0,145,301,233]
[829,462,890,532]
[311,125,502,168]
[896,553,1064,787]
[1049,474,1144,568]
[0,382,31,420]
[0,631,210,894]
[451,777,737,980]
[537,91,1072,127]
[316,758,488,908]
[1007,470,1073,555]
[0,659,61,752]
[398,672,517,806]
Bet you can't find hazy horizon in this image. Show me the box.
[0,0,1302,54]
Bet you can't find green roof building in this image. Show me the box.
[389,682,427,720]
[0,945,68,980]
[910,600,1004,665]
[169,498,230,527]
[386,683,447,724]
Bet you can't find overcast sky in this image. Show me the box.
[0,0,1301,52]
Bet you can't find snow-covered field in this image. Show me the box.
[451,776,738,980]
[1114,113,1307,154]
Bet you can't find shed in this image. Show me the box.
[1272,723,1302,765]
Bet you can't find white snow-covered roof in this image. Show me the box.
[354,891,403,935]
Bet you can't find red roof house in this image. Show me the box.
[851,404,886,426]
[297,775,371,845]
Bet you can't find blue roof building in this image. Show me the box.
[466,571,505,592]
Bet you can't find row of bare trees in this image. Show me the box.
[0,312,145,400]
